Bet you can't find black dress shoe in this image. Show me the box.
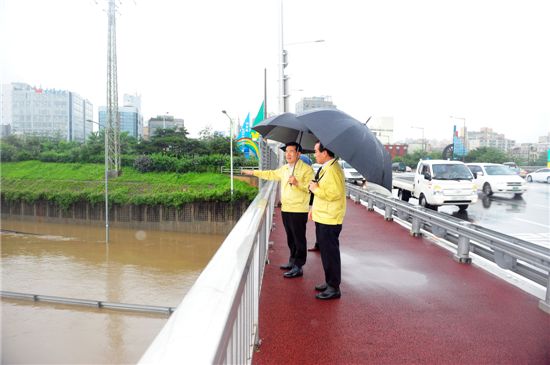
[283,266,303,278]
[315,283,328,291]
[307,245,320,252]
[279,263,292,270]
[316,286,341,300]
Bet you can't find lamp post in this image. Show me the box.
[450,116,466,161]
[411,126,425,153]
[222,110,234,197]
[278,0,324,113]
[87,119,109,244]
[163,112,169,130]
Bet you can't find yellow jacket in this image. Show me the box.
[253,159,314,213]
[312,159,346,225]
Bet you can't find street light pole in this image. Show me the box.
[278,0,324,113]
[87,119,109,244]
[411,126,425,153]
[222,110,234,197]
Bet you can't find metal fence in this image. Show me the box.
[346,184,550,314]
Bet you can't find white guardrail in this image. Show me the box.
[346,183,550,314]
[139,181,278,365]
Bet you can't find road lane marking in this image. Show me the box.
[513,218,550,229]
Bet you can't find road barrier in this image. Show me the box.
[346,184,550,314]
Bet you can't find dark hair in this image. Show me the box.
[282,141,302,152]
[317,141,334,158]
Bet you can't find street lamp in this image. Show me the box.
[411,126,425,153]
[450,116,467,161]
[278,0,324,113]
[87,119,109,244]
[163,112,170,130]
[222,110,234,197]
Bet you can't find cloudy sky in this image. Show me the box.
[1,0,549,143]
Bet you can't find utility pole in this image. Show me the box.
[104,0,121,243]
[106,0,121,176]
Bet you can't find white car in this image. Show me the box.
[466,163,527,197]
[339,160,365,184]
[526,168,550,183]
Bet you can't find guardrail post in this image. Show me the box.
[384,205,393,221]
[539,275,550,314]
[453,235,472,264]
[410,216,422,237]
[367,197,374,211]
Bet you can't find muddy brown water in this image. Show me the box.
[1,219,225,364]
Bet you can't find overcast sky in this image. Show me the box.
[1,0,549,143]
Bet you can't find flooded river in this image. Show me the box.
[1,219,225,364]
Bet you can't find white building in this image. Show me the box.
[295,96,336,113]
[368,116,394,144]
[1,82,94,142]
[467,127,515,152]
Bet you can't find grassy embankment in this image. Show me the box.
[1,161,257,209]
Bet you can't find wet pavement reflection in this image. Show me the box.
[1,219,224,364]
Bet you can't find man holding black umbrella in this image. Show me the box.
[308,141,346,300]
[242,142,314,278]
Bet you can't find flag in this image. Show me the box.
[250,101,265,141]
[236,113,259,159]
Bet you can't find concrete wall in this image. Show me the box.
[0,198,249,235]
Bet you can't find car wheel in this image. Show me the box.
[527,175,532,182]
[513,193,523,199]
[482,183,493,196]
[419,194,436,210]
[398,189,411,202]
[457,204,468,211]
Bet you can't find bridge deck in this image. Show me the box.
[254,199,549,364]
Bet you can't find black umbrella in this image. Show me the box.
[252,112,317,152]
[297,108,392,191]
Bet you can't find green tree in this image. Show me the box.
[464,147,509,163]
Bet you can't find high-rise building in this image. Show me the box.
[1,82,94,141]
[98,94,143,139]
[295,96,336,113]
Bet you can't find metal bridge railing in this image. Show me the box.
[139,180,278,365]
[346,184,550,314]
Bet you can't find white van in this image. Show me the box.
[466,163,527,197]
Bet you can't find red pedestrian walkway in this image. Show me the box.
[254,200,550,365]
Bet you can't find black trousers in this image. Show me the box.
[281,211,308,268]
[315,222,342,288]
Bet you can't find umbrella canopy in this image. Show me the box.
[297,109,392,191]
[252,112,317,152]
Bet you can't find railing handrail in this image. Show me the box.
[346,183,550,313]
[220,166,260,174]
[139,180,277,364]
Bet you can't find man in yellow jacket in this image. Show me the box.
[243,142,314,278]
[308,141,346,300]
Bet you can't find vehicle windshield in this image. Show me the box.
[485,165,516,176]
[341,161,353,169]
[432,164,472,180]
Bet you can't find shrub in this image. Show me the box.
[133,155,154,172]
